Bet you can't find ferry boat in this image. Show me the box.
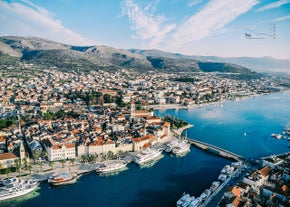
[48,172,79,186]
[172,140,191,156]
[0,177,39,201]
[96,161,127,174]
[134,148,163,165]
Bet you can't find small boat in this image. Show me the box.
[176,193,190,206]
[96,161,127,174]
[271,133,282,139]
[0,177,39,201]
[188,197,202,207]
[48,172,79,186]
[210,181,220,192]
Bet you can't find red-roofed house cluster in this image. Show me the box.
[219,153,290,207]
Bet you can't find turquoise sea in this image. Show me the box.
[2,91,290,207]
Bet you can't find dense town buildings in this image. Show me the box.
[0,65,289,205]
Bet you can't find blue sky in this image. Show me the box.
[1,0,290,59]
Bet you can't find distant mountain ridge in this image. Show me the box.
[0,36,285,74]
[129,49,290,73]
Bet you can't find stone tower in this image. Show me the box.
[130,100,135,122]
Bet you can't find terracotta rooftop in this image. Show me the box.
[258,166,271,177]
[0,152,18,161]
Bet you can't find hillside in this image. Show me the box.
[129,49,290,73]
[0,36,259,75]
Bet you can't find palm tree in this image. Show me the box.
[41,151,48,160]
[27,164,33,175]
[70,159,75,168]
[22,157,28,170]
[107,151,114,160]
[14,159,21,176]
[33,150,40,164]
[60,159,66,168]
[5,168,11,178]
[49,161,54,170]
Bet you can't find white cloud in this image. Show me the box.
[256,0,290,12]
[0,0,91,45]
[275,15,290,21]
[169,0,258,48]
[187,0,203,7]
[123,0,176,48]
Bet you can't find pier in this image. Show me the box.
[176,134,245,161]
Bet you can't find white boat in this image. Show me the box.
[200,189,211,200]
[218,174,227,181]
[96,161,127,174]
[188,197,202,207]
[48,172,79,186]
[210,181,220,192]
[165,140,179,153]
[176,193,190,206]
[172,140,191,156]
[0,177,39,201]
[134,148,163,165]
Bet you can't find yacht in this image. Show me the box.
[172,140,191,156]
[176,193,190,206]
[96,161,127,174]
[134,148,163,165]
[188,197,202,207]
[0,177,39,201]
[210,181,220,192]
[165,140,179,153]
[48,172,79,186]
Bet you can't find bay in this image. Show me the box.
[2,91,289,207]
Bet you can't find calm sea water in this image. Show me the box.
[2,91,290,207]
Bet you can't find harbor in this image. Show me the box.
[0,91,290,207]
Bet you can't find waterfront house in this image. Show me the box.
[0,152,18,169]
[42,138,76,161]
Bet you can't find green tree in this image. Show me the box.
[60,159,66,168]
[33,150,40,164]
[70,158,75,168]
[107,151,114,160]
[5,167,11,178]
[49,161,54,170]
[41,151,48,160]
[55,109,66,119]
[14,159,21,176]
[27,164,33,175]
[22,157,28,170]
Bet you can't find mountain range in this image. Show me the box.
[0,36,289,74]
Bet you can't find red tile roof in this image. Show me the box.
[0,152,18,160]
